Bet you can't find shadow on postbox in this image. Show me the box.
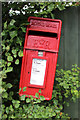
[19,17,62,100]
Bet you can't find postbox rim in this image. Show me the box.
[19,16,62,100]
[28,16,62,23]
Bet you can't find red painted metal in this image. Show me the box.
[19,16,62,100]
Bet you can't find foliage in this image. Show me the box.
[1,64,80,119]
[1,2,80,119]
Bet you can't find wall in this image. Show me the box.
[54,6,80,118]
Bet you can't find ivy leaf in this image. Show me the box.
[30,95,33,100]
[14,103,20,108]
[52,112,56,116]
[6,107,9,114]
[59,105,63,110]
[21,27,26,33]
[12,100,20,108]
[8,25,16,30]
[12,100,16,104]
[55,109,60,113]
[6,67,13,72]
[9,31,17,39]
[40,95,45,101]
[6,46,10,51]
[10,19,16,26]
[23,87,27,92]
[6,83,12,88]
[26,98,31,103]
[39,89,41,93]
[10,115,15,119]
[14,54,17,58]
[48,4,54,11]
[7,62,11,67]
[15,59,19,65]
[3,114,7,119]
[53,100,58,105]
[1,31,5,36]
[35,99,41,103]
[2,92,8,98]
[18,51,23,57]
[12,49,17,54]
[16,37,22,46]
[7,56,13,62]
[9,105,14,112]
[4,21,7,29]
[35,93,39,98]
[74,90,78,93]
[19,87,21,91]
[20,95,26,101]
[9,91,14,96]
[51,13,54,19]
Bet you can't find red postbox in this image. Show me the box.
[19,17,62,100]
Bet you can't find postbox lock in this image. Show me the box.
[38,51,43,56]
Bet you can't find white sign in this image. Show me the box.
[30,58,46,86]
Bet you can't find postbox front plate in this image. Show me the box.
[19,17,62,100]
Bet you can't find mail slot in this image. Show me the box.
[19,16,62,100]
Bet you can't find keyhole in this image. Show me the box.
[28,72,30,74]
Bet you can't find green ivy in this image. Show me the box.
[1,65,80,119]
[1,2,80,119]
